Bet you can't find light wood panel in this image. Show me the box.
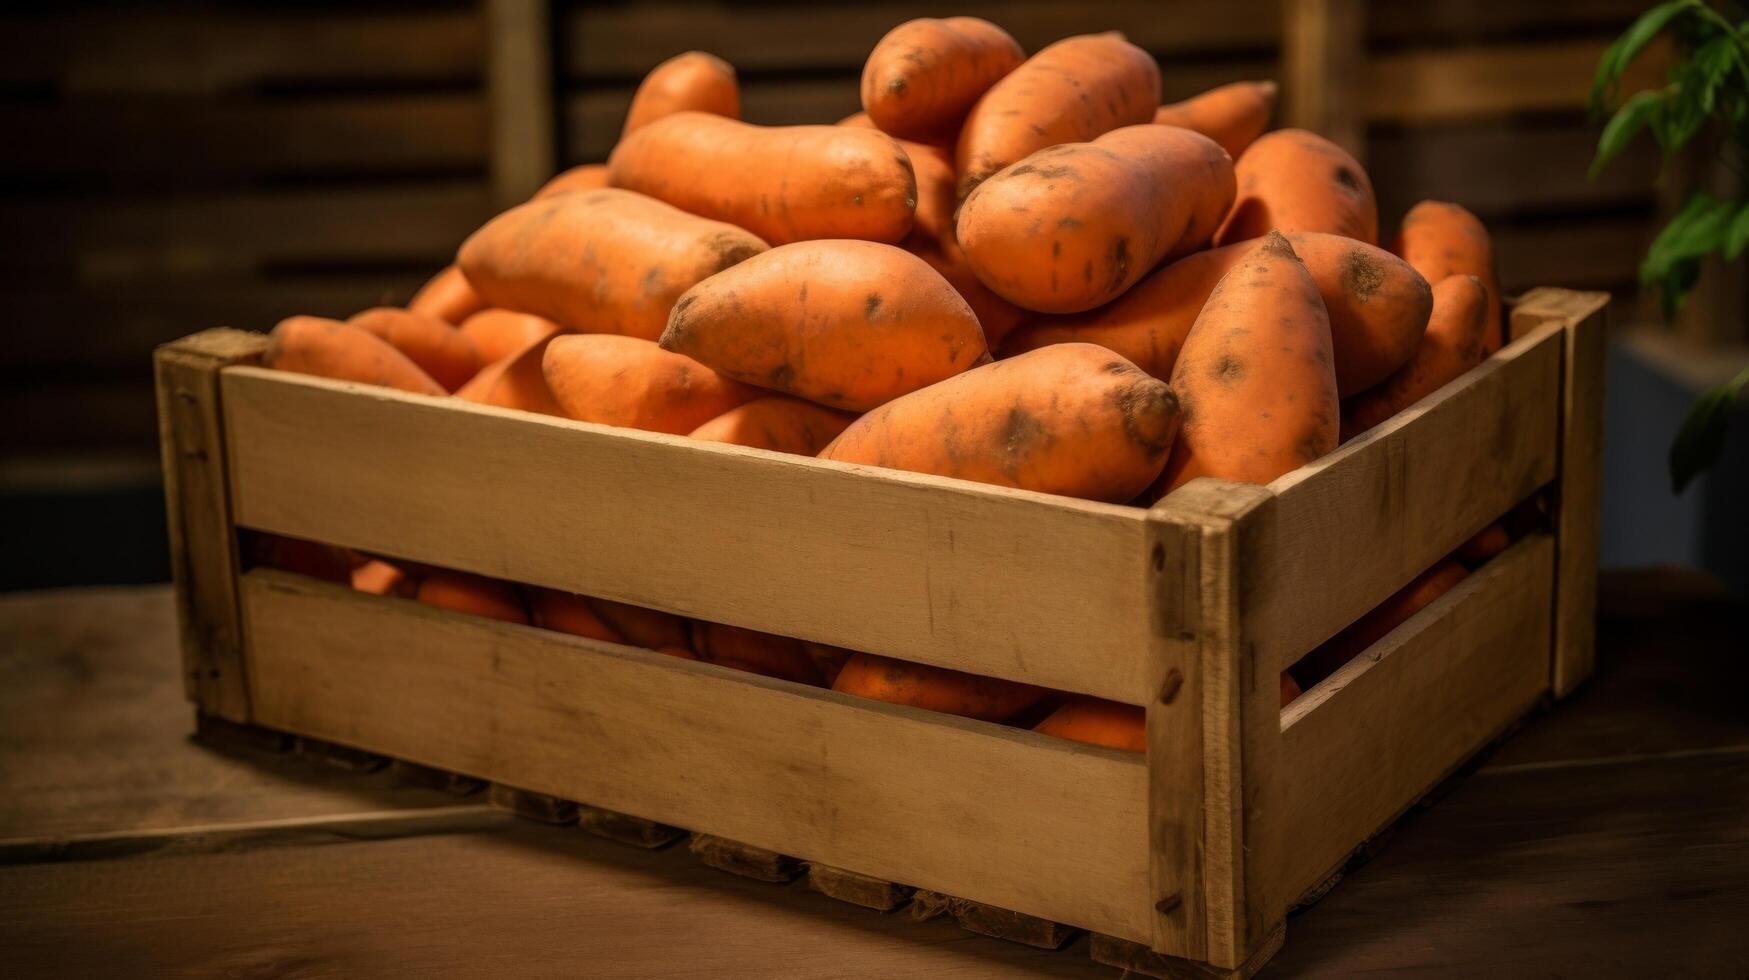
[241,569,1154,942]
[487,0,555,206]
[1261,533,1555,918]
[1366,39,1663,124]
[1229,322,1562,675]
[220,366,1157,703]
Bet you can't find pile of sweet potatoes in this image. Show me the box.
[259,18,1525,752]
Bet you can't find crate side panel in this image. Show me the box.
[240,569,1155,941]
[1261,534,1554,916]
[1244,325,1563,674]
[220,368,1155,703]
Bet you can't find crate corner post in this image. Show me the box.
[155,328,269,724]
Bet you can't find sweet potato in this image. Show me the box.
[1000,231,1428,395]
[861,17,1024,143]
[609,113,917,245]
[589,598,691,650]
[820,343,1180,503]
[1153,81,1277,159]
[1280,670,1303,707]
[458,309,561,365]
[957,124,1235,313]
[832,653,1048,722]
[529,588,624,644]
[838,111,877,128]
[452,333,564,416]
[408,264,486,325]
[257,535,351,584]
[532,164,610,200]
[265,316,445,397]
[901,138,958,247]
[458,187,769,340]
[1341,274,1490,440]
[1394,200,1503,354]
[347,307,483,392]
[1454,522,1511,567]
[543,334,755,434]
[352,559,417,597]
[956,33,1160,197]
[1034,698,1145,752]
[660,239,985,412]
[908,236,1026,347]
[1291,561,1470,687]
[1216,129,1377,245]
[1155,232,1338,496]
[688,396,854,455]
[622,51,740,137]
[415,570,528,625]
[799,641,853,685]
[692,622,825,686]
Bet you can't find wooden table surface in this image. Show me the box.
[3,571,1745,978]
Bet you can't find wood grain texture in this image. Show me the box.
[1261,534,1555,918]
[1091,922,1284,979]
[486,0,555,206]
[1282,0,1365,157]
[220,366,1157,703]
[154,329,267,720]
[807,863,915,912]
[1238,322,1563,675]
[1366,38,1666,123]
[239,570,1155,942]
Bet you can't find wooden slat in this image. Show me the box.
[1368,0,1644,43]
[0,96,486,181]
[1366,39,1664,124]
[240,569,1154,941]
[1492,214,1652,293]
[1282,0,1365,158]
[1260,533,1555,915]
[0,183,492,274]
[220,367,1158,703]
[154,330,269,721]
[486,0,555,206]
[563,1,1279,78]
[1511,289,1609,696]
[1233,322,1563,675]
[0,11,483,93]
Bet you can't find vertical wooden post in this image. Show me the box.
[486,0,556,207]
[155,328,268,722]
[1509,289,1610,696]
[1281,0,1366,160]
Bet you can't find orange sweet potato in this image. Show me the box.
[458,309,561,365]
[688,396,855,455]
[838,111,877,128]
[692,622,826,686]
[543,334,754,434]
[1217,129,1377,246]
[1156,232,1338,496]
[1394,200,1503,354]
[352,558,417,597]
[452,333,565,416]
[589,598,691,650]
[660,239,985,412]
[1454,522,1511,567]
[265,316,445,396]
[908,236,1026,347]
[820,343,1180,503]
[861,17,1024,143]
[832,653,1048,722]
[1341,274,1491,440]
[957,124,1235,313]
[956,33,1160,197]
[415,570,528,625]
[1034,698,1145,752]
[1000,231,1429,395]
[1280,670,1303,707]
[408,264,486,325]
[458,187,768,339]
[799,641,853,686]
[348,307,484,392]
[901,138,958,247]
[1153,80,1277,159]
[532,164,609,200]
[609,113,917,245]
[529,588,625,644]
[1291,561,1470,687]
[622,51,740,137]
[257,534,351,583]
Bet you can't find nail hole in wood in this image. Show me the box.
[1150,542,1165,571]
[1158,668,1183,705]
[1155,893,1182,914]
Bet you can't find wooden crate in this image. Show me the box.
[154,288,1606,977]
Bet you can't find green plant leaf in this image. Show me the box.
[1726,201,1749,259]
[1641,192,1738,315]
[1591,89,1669,177]
[1592,0,1703,112]
[1670,366,1749,493]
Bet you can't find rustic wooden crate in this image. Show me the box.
[154,287,1606,977]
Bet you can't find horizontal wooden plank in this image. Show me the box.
[1493,214,1653,294]
[1366,39,1663,124]
[0,95,486,181]
[1262,533,1554,915]
[1236,321,1563,674]
[1369,118,1658,223]
[560,58,1278,162]
[564,0,1279,78]
[0,183,491,274]
[0,10,483,93]
[1368,1,1642,44]
[221,367,1159,703]
[241,569,1154,941]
